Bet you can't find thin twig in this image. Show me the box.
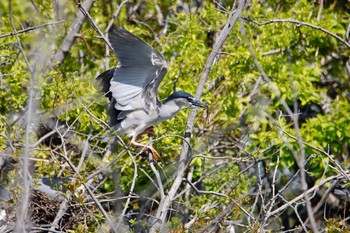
[283,129,350,182]
[77,115,93,171]
[105,0,129,33]
[266,171,349,218]
[173,63,183,92]
[148,153,165,199]
[242,17,350,49]
[30,227,62,233]
[317,0,323,21]
[115,149,138,230]
[76,1,113,51]
[0,133,16,152]
[264,156,280,222]
[49,128,76,231]
[199,193,252,233]
[240,18,319,232]
[31,125,65,148]
[0,20,64,39]
[183,179,227,197]
[87,150,125,181]
[277,196,308,232]
[49,124,116,232]
[304,180,338,226]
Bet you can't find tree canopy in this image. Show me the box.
[0,0,350,232]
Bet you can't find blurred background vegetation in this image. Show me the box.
[0,0,349,232]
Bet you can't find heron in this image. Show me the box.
[97,27,207,157]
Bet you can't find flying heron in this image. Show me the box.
[97,27,207,157]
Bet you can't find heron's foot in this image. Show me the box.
[130,137,160,160]
[143,145,161,161]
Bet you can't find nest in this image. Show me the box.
[30,190,100,231]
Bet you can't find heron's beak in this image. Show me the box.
[190,98,208,109]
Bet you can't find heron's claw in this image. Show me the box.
[144,146,161,161]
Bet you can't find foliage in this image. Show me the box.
[0,0,350,232]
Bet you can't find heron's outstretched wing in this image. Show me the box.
[108,27,168,113]
[96,68,122,126]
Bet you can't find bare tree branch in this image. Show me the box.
[50,0,94,65]
[242,17,350,49]
[266,171,349,218]
[0,20,64,39]
[115,150,138,230]
[240,18,320,232]
[48,124,117,232]
[199,193,251,233]
[149,1,247,231]
[76,1,113,51]
[148,152,165,199]
[9,0,35,231]
[183,179,227,197]
[277,117,350,182]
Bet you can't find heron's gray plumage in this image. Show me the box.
[97,27,207,144]
[108,27,168,113]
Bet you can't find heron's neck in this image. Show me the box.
[159,101,183,120]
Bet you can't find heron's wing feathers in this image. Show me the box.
[96,68,116,100]
[108,27,168,112]
[96,70,123,126]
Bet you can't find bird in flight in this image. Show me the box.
[97,27,207,157]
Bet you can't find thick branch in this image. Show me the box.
[149,1,247,232]
[9,0,35,231]
[50,0,94,65]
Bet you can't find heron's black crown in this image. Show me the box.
[165,91,194,103]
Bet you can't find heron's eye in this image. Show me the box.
[187,97,194,102]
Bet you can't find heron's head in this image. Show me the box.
[164,91,208,109]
